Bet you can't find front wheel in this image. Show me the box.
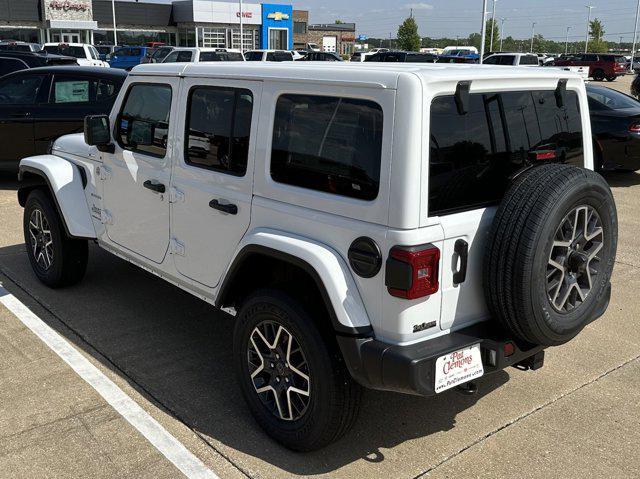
[23,189,88,288]
[233,289,361,451]
[592,69,605,81]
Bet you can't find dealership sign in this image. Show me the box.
[43,0,92,21]
[267,12,290,21]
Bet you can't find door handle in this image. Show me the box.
[453,239,469,286]
[143,180,166,194]
[209,199,238,215]
[9,112,30,118]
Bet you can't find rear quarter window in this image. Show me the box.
[428,89,584,216]
[271,94,384,200]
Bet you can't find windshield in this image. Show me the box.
[587,87,640,110]
[44,45,85,58]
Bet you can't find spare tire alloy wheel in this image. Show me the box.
[28,208,54,271]
[247,321,311,421]
[547,206,603,313]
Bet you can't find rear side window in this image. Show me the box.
[44,45,85,58]
[117,83,172,158]
[52,76,93,103]
[0,74,45,104]
[266,52,293,62]
[520,55,539,65]
[185,87,253,175]
[271,94,384,200]
[429,90,583,216]
[244,51,263,61]
[0,58,28,76]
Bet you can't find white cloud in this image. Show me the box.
[404,2,434,10]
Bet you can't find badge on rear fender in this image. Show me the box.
[434,344,484,393]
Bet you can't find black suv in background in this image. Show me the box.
[0,52,77,77]
[0,66,127,172]
[364,51,438,63]
[298,51,343,61]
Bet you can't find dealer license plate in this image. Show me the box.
[434,344,484,393]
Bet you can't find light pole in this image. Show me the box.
[530,22,536,53]
[499,18,505,52]
[584,5,594,53]
[632,0,640,72]
[565,26,571,54]
[239,0,244,51]
[111,0,118,46]
[490,0,497,52]
[480,0,488,64]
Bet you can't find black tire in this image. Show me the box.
[233,289,361,451]
[484,164,617,346]
[606,75,616,82]
[592,69,605,81]
[23,188,88,288]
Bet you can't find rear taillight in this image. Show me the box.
[629,123,640,133]
[386,245,440,299]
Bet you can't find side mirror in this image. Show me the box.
[84,114,114,152]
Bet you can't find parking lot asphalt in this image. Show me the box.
[1,75,639,479]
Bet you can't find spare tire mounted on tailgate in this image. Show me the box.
[484,164,617,346]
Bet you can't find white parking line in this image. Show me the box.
[0,285,219,479]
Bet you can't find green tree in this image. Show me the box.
[485,18,500,52]
[335,19,344,24]
[588,18,608,52]
[397,17,421,51]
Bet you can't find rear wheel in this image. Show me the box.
[23,189,88,288]
[593,69,605,81]
[233,289,361,451]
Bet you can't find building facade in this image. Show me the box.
[292,9,308,50]
[0,0,295,50]
[308,23,356,56]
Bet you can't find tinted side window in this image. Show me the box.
[429,90,583,216]
[244,51,263,61]
[520,55,539,65]
[271,94,384,200]
[117,84,172,158]
[0,74,45,104]
[483,56,500,65]
[185,87,253,176]
[163,51,179,63]
[177,51,193,62]
[97,79,118,102]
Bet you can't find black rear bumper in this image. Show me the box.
[337,323,545,396]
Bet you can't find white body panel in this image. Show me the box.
[31,62,592,345]
[20,154,96,238]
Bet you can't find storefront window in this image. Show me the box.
[93,30,176,46]
[0,29,39,43]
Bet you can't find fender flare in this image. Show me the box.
[217,229,373,337]
[18,156,97,239]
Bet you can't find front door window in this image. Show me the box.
[269,29,288,50]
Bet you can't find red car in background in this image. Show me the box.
[554,53,627,82]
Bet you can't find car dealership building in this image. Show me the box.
[0,0,294,50]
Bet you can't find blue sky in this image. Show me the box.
[285,0,638,42]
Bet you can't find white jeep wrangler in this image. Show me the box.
[17,63,617,451]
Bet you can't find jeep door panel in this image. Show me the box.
[101,79,181,264]
[170,78,261,287]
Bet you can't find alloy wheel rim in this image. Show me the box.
[28,208,54,271]
[547,205,604,313]
[247,321,311,421]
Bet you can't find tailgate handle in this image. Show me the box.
[453,239,469,286]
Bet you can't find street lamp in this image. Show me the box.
[111,0,118,46]
[490,0,498,52]
[530,22,536,53]
[480,0,488,64]
[584,5,594,53]
[565,26,571,54]
[499,18,506,52]
[239,0,244,51]
[631,0,640,72]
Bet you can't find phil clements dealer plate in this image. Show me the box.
[435,344,484,393]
